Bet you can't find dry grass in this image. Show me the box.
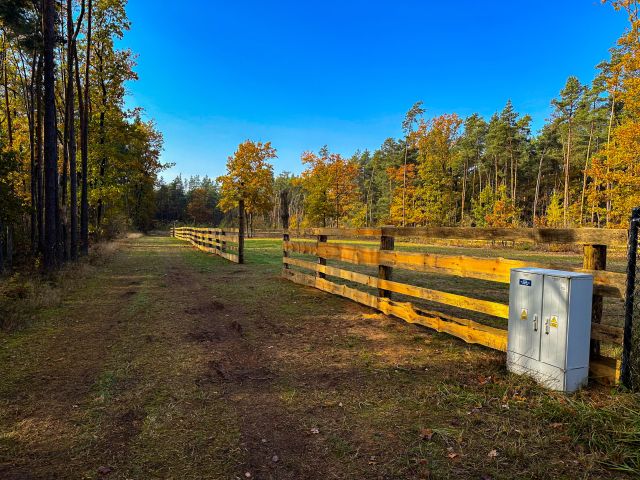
[0,240,120,331]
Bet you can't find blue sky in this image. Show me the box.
[121,1,628,182]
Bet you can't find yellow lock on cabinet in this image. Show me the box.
[507,268,593,393]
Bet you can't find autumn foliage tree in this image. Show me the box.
[0,0,164,272]
[217,140,276,235]
[413,114,462,226]
[300,147,361,227]
[587,0,640,225]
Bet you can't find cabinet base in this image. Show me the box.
[507,351,588,393]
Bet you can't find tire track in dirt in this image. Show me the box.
[172,260,320,479]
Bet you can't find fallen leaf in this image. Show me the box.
[488,449,498,458]
[550,422,564,429]
[420,428,434,441]
[447,452,458,459]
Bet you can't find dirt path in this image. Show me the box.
[0,235,632,479]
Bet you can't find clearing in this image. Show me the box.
[1,234,638,479]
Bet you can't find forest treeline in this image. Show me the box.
[157,1,639,234]
[0,0,164,272]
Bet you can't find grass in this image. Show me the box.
[0,233,638,479]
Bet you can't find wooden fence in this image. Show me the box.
[172,226,243,263]
[282,227,628,385]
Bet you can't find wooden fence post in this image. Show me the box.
[584,244,607,356]
[238,199,245,264]
[378,229,395,298]
[317,234,327,279]
[281,190,290,270]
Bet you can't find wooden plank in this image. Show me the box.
[286,228,383,237]
[284,241,624,298]
[283,240,318,255]
[284,256,510,319]
[218,251,240,263]
[286,227,627,246]
[287,256,623,345]
[589,355,621,385]
[282,269,508,351]
[379,227,628,247]
[591,323,624,344]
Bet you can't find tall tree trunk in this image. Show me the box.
[580,119,595,226]
[2,36,14,269]
[96,47,107,228]
[605,95,615,227]
[2,34,13,147]
[6,224,12,269]
[401,141,408,227]
[36,55,44,256]
[0,220,4,274]
[80,0,92,255]
[461,157,467,223]
[43,0,58,271]
[67,0,78,260]
[533,149,546,225]
[563,119,572,227]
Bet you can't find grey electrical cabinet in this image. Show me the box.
[507,267,593,392]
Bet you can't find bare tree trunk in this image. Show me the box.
[605,96,615,226]
[563,119,572,227]
[533,149,546,225]
[580,119,594,226]
[461,157,467,223]
[43,0,58,271]
[6,225,12,269]
[80,0,92,255]
[0,221,4,274]
[96,46,107,229]
[24,52,38,254]
[67,0,79,259]
[2,34,13,147]
[36,55,44,256]
[401,141,408,227]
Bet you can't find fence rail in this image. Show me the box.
[282,226,628,385]
[288,226,629,246]
[172,226,242,263]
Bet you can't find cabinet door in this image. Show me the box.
[540,275,569,369]
[508,271,543,360]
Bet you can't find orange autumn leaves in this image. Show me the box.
[300,147,362,228]
[588,0,640,225]
[217,140,276,217]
